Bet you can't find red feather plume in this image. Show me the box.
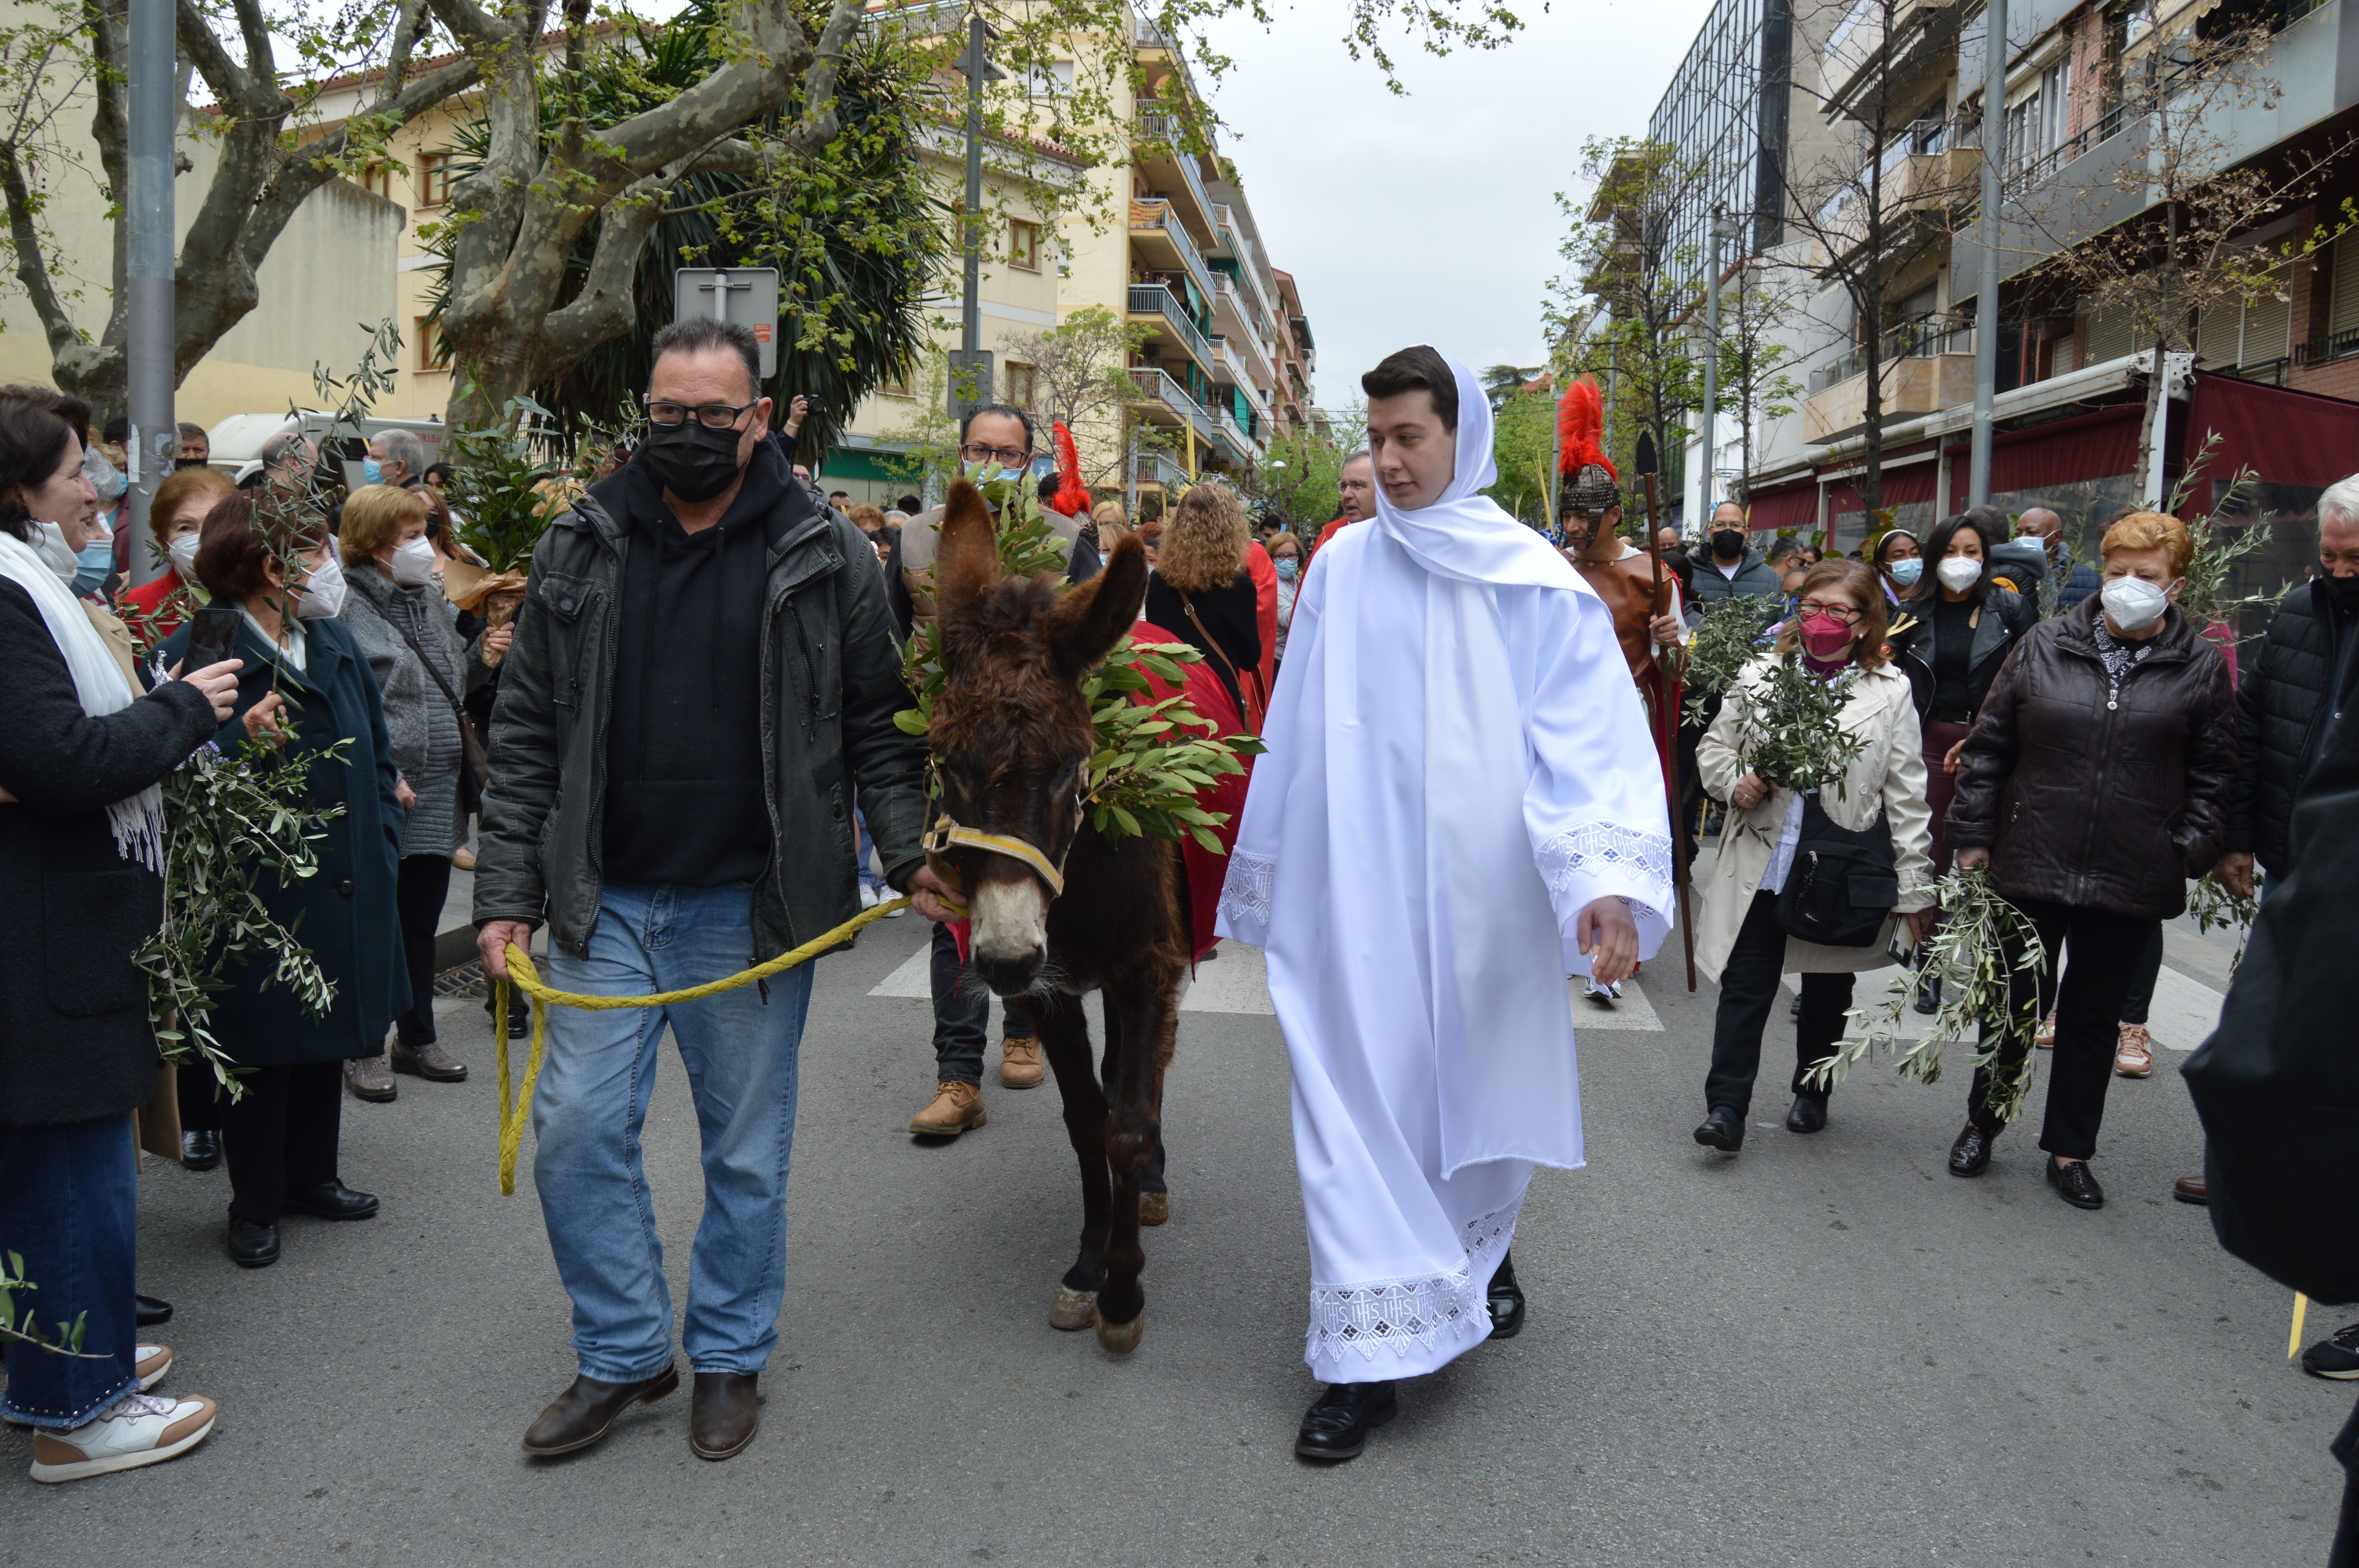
[1556,376,1612,479]
[1049,422,1090,517]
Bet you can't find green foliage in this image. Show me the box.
[447,397,571,575]
[1805,868,2049,1120]
[1483,382,1558,529]
[135,736,351,1098]
[1730,655,1870,797]
[0,1250,100,1359]
[2186,869,2257,978]
[1259,417,1357,538]
[1680,597,1782,724]
[2170,433,2278,638]
[892,478,1261,850]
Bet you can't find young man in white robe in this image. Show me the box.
[1217,347,1674,1462]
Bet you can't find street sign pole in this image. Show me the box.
[122,0,175,587]
[1970,0,2008,506]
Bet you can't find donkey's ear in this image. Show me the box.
[934,480,998,616]
[1044,532,1148,681]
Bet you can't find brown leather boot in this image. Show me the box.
[521,1366,679,1457]
[689,1372,759,1460]
[343,1054,396,1103]
[391,1039,469,1082]
[999,1036,1045,1089]
[909,1081,986,1137]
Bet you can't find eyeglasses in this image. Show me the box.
[959,442,1031,467]
[643,397,756,430]
[1795,599,1864,624]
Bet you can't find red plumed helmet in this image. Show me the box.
[1557,376,1612,479]
[1049,422,1089,517]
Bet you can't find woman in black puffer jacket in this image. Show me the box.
[1942,511,2236,1211]
[0,389,241,1471]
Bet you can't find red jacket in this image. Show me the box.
[1314,515,1359,554]
[1242,542,1276,728]
[114,568,194,641]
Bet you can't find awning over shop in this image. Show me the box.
[1745,481,1817,534]
[1827,459,1936,514]
[2184,374,2359,489]
[1978,406,2142,495]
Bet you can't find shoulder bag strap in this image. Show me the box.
[383,600,489,789]
[1178,592,1241,691]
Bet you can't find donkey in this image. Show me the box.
[928,480,1189,1355]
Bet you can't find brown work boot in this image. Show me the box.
[391,1038,469,1082]
[343,1054,397,1103]
[1000,1035,1045,1089]
[909,1081,987,1137]
[521,1366,679,1458]
[689,1372,759,1460]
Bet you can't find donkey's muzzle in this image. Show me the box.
[969,880,1050,996]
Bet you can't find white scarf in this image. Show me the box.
[0,529,165,869]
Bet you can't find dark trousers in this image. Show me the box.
[0,1115,139,1428]
[1921,718,1973,877]
[1968,897,2158,1159]
[1704,889,1856,1118]
[2333,1394,2359,1568]
[2118,921,2166,1025]
[928,920,1035,1085]
[218,1061,344,1225]
[394,852,452,1048]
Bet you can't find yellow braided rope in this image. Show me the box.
[491,896,914,1194]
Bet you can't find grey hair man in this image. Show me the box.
[366,428,427,490]
[473,312,950,1464]
[258,431,316,491]
[1313,450,1375,554]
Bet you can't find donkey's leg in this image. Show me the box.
[1035,991,1110,1330]
[1102,992,1170,1224]
[1094,973,1181,1354]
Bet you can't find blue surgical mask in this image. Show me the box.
[1275,557,1298,581]
[361,457,384,486]
[74,541,112,595]
[1888,557,1923,586]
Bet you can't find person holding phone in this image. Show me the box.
[158,491,410,1269]
[0,388,241,1481]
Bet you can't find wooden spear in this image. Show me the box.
[1641,472,1697,991]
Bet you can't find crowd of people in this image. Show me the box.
[2,329,2355,1551]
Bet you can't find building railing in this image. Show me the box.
[1127,365,1212,435]
[1134,104,1216,229]
[1210,276,1278,376]
[1128,283,1213,369]
[1132,449,1188,489]
[1806,315,1976,395]
[1129,198,1214,303]
[2296,326,2359,365]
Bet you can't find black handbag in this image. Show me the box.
[1775,792,1899,948]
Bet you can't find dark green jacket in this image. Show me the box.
[471,454,929,959]
[156,613,409,1064]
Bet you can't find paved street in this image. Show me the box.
[4,909,2345,1566]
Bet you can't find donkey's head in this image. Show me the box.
[931,479,1149,995]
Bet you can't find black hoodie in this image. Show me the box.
[598,441,803,888]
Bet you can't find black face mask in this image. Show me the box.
[1710,528,1745,560]
[643,419,747,503]
[2326,572,2359,610]
[172,456,209,471]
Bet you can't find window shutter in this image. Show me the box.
[2085,301,2134,364]
[2331,235,2359,338]
[2242,274,2292,367]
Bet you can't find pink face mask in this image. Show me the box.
[1799,613,1854,659]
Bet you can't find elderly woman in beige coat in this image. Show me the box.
[1690,559,1938,1152]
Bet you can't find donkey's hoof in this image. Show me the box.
[1049,1288,1099,1331]
[1139,1191,1170,1227]
[1094,1310,1144,1355]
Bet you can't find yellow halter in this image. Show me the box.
[923,813,1069,898]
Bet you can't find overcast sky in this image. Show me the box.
[1198,0,1721,407]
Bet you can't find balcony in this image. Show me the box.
[1823,0,1963,124]
[1816,140,1979,260]
[1129,282,1214,371]
[1127,365,1215,444]
[1129,198,1214,305]
[1132,449,1189,490]
[1134,104,1218,240]
[1210,277,1278,379]
[1803,321,1977,442]
[1211,336,1274,420]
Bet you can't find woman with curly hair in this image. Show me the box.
[1143,482,1262,728]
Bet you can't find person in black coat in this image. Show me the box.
[0,389,240,1470]
[1141,481,1261,728]
[158,492,409,1270]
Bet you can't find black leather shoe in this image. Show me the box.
[1486,1250,1525,1340]
[689,1372,760,1460]
[284,1181,379,1221]
[1948,1122,1994,1177]
[134,1294,173,1327]
[1295,1379,1396,1462]
[227,1216,280,1268]
[522,1366,680,1457]
[1913,972,1942,1016]
[1788,994,1803,1020]
[181,1129,221,1171]
[1786,1095,1828,1134]
[1693,1107,1745,1152]
[2047,1158,2105,1210]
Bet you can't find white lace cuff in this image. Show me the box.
[1305,1201,1520,1367]
[1216,848,1275,946]
[1536,820,1674,923]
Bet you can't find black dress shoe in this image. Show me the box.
[227,1216,280,1268]
[1692,1106,1745,1152]
[689,1372,760,1460]
[2047,1158,2105,1209]
[181,1129,221,1171]
[1295,1379,1396,1462]
[1913,972,1942,1016]
[522,1367,681,1457]
[134,1293,173,1327]
[283,1181,380,1221]
[1786,1095,1828,1134]
[1486,1249,1525,1340]
[1948,1122,1994,1177]
[1788,994,1803,1021]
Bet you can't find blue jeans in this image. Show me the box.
[854,805,888,895]
[0,1115,138,1428]
[532,883,813,1382]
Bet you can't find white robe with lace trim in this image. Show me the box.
[1216,511,1673,1385]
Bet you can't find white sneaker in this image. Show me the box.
[881,893,906,918]
[29,1390,217,1483]
[1583,978,1623,1005]
[860,884,880,910]
[4,1345,171,1428]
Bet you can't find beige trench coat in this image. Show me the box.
[1692,656,1937,984]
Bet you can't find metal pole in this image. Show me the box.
[1969,0,2007,506]
[1701,207,1724,528]
[123,0,175,588]
[960,11,985,360]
